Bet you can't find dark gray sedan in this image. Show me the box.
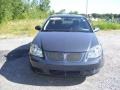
[29,14,104,77]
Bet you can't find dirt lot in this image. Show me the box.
[0,31,120,90]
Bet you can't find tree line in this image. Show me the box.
[0,0,50,23]
[90,13,120,19]
[55,9,120,19]
[0,0,120,24]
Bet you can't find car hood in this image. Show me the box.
[33,32,98,52]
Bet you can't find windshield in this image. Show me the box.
[43,17,92,32]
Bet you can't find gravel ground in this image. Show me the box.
[0,31,120,90]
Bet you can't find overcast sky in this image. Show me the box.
[50,0,120,14]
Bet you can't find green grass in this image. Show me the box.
[93,21,120,30]
[0,19,44,38]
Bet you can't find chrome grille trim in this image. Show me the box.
[45,51,84,62]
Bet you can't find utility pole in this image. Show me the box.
[85,0,88,17]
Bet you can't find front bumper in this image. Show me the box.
[29,55,104,76]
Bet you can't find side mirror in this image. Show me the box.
[93,27,100,32]
[35,26,41,31]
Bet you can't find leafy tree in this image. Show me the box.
[56,9,66,14]
[0,0,13,23]
[39,0,50,11]
[11,0,25,19]
[69,11,79,14]
[49,10,55,15]
[0,0,51,23]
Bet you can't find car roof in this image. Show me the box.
[50,14,86,18]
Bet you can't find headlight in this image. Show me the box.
[30,44,43,58]
[87,45,102,58]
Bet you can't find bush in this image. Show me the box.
[0,0,50,23]
[93,21,120,30]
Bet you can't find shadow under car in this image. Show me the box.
[0,43,86,86]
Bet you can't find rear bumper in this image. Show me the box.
[29,55,104,76]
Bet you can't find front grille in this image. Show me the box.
[45,52,83,62]
[67,53,81,61]
[45,52,64,61]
